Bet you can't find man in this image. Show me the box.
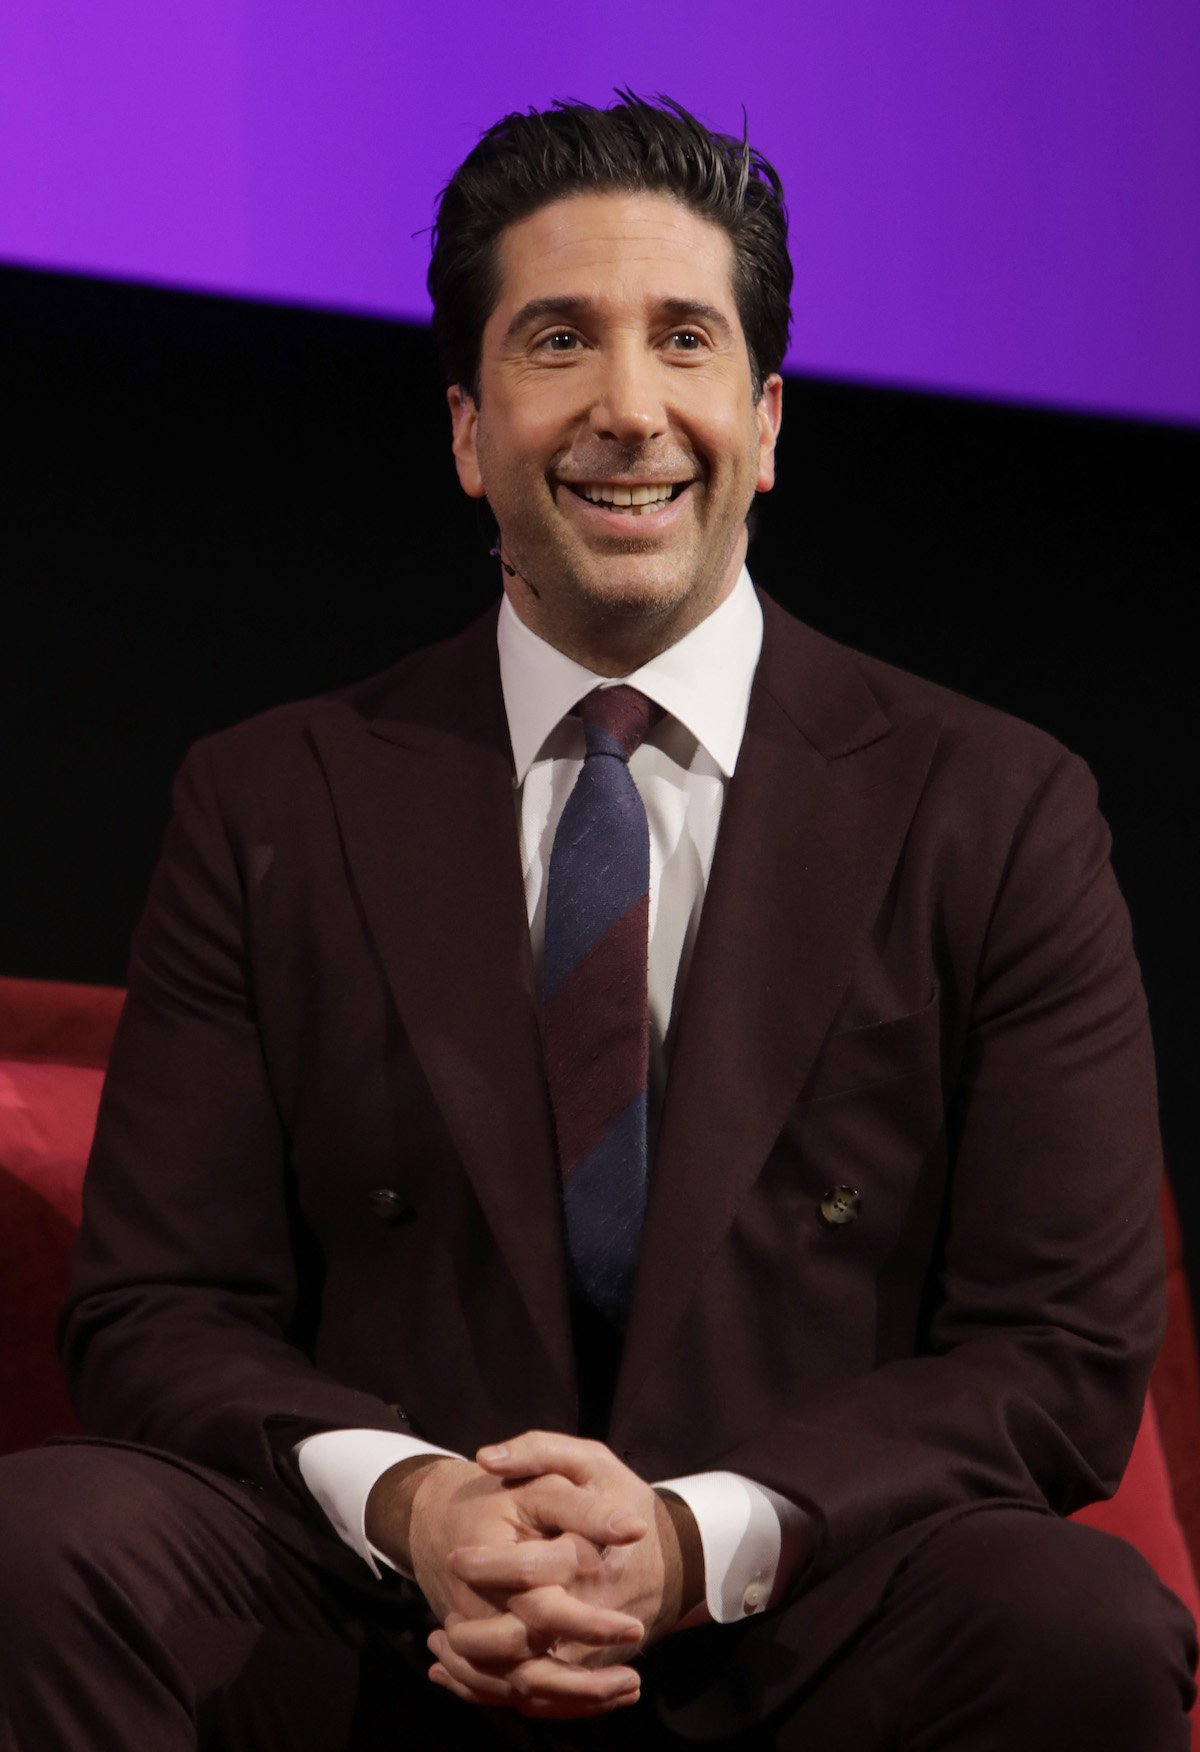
[0,95,1194,1749]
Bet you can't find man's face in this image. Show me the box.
[449,190,783,663]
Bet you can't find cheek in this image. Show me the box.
[710,420,771,493]
[478,397,566,483]
[676,389,763,475]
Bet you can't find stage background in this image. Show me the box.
[3,0,1199,423]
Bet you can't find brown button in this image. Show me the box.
[367,1188,414,1223]
[818,1186,861,1228]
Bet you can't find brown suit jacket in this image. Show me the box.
[61,591,1165,1724]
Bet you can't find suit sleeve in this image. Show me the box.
[707,750,1166,1591]
[58,737,409,1500]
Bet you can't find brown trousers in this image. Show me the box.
[0,1441,1195,1751]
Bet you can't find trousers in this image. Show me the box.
[0,1441,1195,1750]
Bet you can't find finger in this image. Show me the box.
[508,1652,641,1708]
[449,1531,591,1593]
[427,1635,514,1704]
[477,1431,609,1488]
[432,1627,640,1708]
[507,1585,644,1650]
[428,1661,509,1707]
[440,1611,536,1667]
[428,1662,637,1723]
[446,1592,642,1664]
[437,1639,640,1710]
[516,1473,647,1546]
[512,1687,643,1721]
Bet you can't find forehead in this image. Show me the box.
[489,190,738,319]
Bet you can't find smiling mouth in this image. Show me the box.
[562,481,692,516]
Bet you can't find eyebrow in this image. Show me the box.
[502,294,736,345]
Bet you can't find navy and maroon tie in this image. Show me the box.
[542,686,661,1329]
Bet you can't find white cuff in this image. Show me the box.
[654,1469,811,1623]
[295,1429,463,1580]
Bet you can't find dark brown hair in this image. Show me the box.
[427,92,792,402]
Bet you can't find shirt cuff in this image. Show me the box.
[295,1428,464,1580]
[654,1470,812,1623]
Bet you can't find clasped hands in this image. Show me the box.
[367,1431,697,1720]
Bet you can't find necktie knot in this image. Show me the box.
[576,685,662,762]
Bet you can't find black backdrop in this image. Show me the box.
[3,262,1197,1287]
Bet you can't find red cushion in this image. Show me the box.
[1156,1181,1200,1582]
[0,976,125,1452]
[0,975,124,1064]
[0,1057,102,1452]
[1073,1397,1200,1624]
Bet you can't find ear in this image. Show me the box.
[448,385,485,499]
[753,374,784,494]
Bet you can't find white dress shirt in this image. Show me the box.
[298,567,809,1623]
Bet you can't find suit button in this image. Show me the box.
[743,1581,768,1613]
[818,1186,861,1228]
[367,1188,415,1223]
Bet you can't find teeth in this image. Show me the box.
[577,482,678,511]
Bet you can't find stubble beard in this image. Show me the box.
[496,491,749,666]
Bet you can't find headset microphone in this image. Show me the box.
[489,543,540,597]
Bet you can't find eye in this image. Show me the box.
[666,329,705,353]
[540,329,582,352]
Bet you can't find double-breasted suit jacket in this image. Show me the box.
[62,590,1164,1722]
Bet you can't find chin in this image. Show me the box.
[573,560,697,619]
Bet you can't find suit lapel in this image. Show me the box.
[613,598,941,1432]
[308,613,574,1401]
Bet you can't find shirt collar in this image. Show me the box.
[497,566,763,785]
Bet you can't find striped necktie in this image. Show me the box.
[542,685,661,1329]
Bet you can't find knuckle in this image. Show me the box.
[516,1549,545,1588]
[518,1592,555,1632]
[475,1625,517,1662]
[507,1622,533,1658]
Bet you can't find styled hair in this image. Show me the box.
[427,92,792,402]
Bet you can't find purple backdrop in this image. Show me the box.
[2,1,1197,422]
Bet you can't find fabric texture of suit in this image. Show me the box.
[59,589,1166,1728]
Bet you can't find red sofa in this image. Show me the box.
[3,973,1199,1733]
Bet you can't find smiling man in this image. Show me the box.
[446,187,781,671]
[1,95,1194,1752]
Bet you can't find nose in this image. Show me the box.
[588,340,668,447]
